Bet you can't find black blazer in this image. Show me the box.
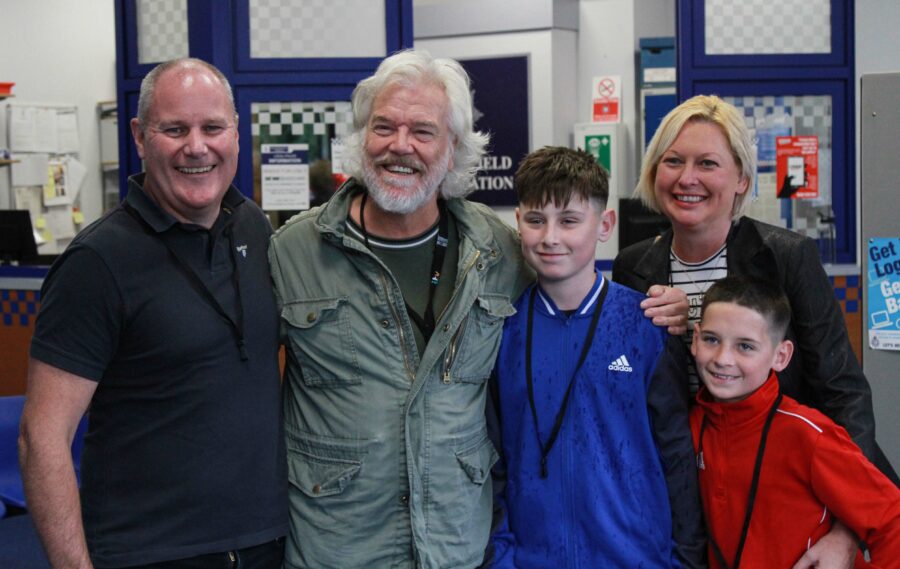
[613,216,898,483]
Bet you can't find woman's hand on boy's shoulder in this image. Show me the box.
[791,520,858,569]
[640,285,689,336]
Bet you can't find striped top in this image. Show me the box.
[669,244,728,393]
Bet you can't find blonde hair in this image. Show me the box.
[635,95,755,219]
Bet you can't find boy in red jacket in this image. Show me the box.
[691,275,900,568]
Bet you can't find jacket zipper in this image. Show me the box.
[379,270,415,382]
[441,250,481,383]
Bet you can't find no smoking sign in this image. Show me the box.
[592,75,621,123]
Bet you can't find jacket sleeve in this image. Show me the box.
[483,370,518,569]
[647,335,708,569]
[809,423,900,566]
[781,235,898,484]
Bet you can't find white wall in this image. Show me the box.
[577,0,636,260]
[0,0,116,229]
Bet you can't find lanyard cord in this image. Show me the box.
[525,281,608,479]
[698,391,783,569]
[123,203,248,361]
[359,193,449,344]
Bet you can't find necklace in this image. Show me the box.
[669,244,727,296]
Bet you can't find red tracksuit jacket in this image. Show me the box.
[691,373,900,568]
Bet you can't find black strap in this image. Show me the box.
[525,280,608,479]
[123,203,248,361]
[698,391,783,569]
[359,193,448,344]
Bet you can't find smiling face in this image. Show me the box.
[130,66,238,228]
[516,196,615,296]
[361,81,454,215]
[653,120,748,239]
[691,301,793,403]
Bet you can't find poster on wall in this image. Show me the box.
[867,237,900,351]
[459,56,529,206]
[775,135,819,199]
[261,144,310,211]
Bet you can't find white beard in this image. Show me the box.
[362,147,452,214]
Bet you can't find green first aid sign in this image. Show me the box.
[584,134,612,175]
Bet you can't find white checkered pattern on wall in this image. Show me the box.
[724,95,834,241]
[249,0,387,58]
[251,102,353,139]
[705,0,831,55]
[136,0,189,64]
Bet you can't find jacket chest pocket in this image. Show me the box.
[448,294,516,384]
[283,298,362,388]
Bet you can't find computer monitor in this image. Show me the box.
[0,210,39,265]
[617,198,671,250]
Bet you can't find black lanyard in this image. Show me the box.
[123,203,248,361]
[359,193,449,344]
[698,391,783,569]
[525,280,607,479]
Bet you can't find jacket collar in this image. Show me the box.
[533,271,606,319]
[696,369,780,430]
[631,216,771,283]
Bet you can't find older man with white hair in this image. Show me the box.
[269,49,532,569]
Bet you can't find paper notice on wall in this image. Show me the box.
[43,160,73,206]
[44,205,78,240]
[11,153,50,186]
[331,139,346,175]
[868,237,900,351]
[8,104,78,152]
[65,157,88,199]
[9,106,40,151]
[56,109,81,153]
[261,144,310,211]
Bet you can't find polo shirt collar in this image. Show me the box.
[124,172,246,234]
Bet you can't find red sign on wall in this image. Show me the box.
[775,136,819,199]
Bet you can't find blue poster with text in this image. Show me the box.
[867,237,900,351]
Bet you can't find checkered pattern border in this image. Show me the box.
[705,0,831,55]
[1,290,40,327]
[832,275,860,315]
[249,0,386,58]
[251,101,354,141]
[136,0,189,64]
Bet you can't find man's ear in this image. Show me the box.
[130,118,146,159]
[771,339,794,372]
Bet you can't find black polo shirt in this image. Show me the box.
[31,174,287,567]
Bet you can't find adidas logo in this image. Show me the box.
[608,355,633,372]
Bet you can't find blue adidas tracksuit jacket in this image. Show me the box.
[489,274,706,568]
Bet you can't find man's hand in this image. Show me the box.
[640,285,689,336]
[791,521,858,569]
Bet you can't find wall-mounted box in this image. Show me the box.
[639,37,675,88]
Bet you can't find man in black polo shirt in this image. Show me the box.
[19,58,287,569]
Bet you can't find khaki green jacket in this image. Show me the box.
[269,181,532,569]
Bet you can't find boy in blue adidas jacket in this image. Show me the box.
[488,147,705,568]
